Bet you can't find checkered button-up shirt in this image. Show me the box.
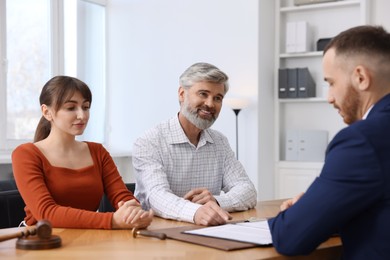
[133,115,257,223]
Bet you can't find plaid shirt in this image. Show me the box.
[133,115,257,223]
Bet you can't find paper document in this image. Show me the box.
[183,220,272,245]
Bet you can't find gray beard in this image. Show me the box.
[180,101,216,130]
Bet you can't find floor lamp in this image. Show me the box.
[224,98,249,160]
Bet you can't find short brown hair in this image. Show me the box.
[324,25,390,59]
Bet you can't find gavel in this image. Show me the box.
[0,220,61,250]
[132,227,167,240]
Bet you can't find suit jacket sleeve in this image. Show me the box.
[268,126,384,255]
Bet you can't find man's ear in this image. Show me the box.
[352,65,371,91]
[178,86,185,103]
[41,104,52,121]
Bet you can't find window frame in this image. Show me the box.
[0,0,107,153]
[0,0,7,152]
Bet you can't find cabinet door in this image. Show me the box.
[278,167,320,198]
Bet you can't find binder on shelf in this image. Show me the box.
[295,21,310,53]
[287,68,298,98]
[297,67,316,98]
[278,68,288,98]
[286,21,296,53]
[285,21,310,53]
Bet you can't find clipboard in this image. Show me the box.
[183,221,273,246]
[152,224,271,251]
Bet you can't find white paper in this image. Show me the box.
[183,221,272,245]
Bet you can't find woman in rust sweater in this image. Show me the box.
[12,76,153,229]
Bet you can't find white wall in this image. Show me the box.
[371,0,390,29]
[258,1,275,200]
[106,0,274,199]
[105,0,390,201]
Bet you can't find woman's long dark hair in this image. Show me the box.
[33,76,92,142]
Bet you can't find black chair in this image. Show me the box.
[0,179,26,228]
[0,178,18,191]
[98,183,136,212]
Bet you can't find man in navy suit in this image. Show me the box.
[268,25,390,259]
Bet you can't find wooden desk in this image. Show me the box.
[0,200,342,259]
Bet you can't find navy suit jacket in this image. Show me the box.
[268,94,390,259]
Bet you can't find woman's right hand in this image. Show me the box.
[112,199,153,229]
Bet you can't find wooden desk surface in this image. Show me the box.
[0,200,342,259]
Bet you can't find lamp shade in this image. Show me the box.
[224,98,250,110]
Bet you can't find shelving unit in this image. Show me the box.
[280,0,362,12]
[279,51,322,58]
[274,0,368,198]
[278,97,327,103]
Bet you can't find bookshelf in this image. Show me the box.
[274,0,368,198]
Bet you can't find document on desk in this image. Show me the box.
[183,220,272,245]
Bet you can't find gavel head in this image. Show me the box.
[15,220,61,250]
[132,228,139,238]
[35,220,52,240]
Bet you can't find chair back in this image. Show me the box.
[0,179,26,228]
[98,183,136,212]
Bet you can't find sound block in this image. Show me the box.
[16,235,62,250]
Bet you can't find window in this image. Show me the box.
[0,0,106,152]
[0,0,52,150]
[65,0,106,143]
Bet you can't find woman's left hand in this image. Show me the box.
[112,200,153,229]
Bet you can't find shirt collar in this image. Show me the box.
[168,115,215,147]
[362,105,374,120]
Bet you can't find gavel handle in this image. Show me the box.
[0,228,36,242]
[135,229,167,240]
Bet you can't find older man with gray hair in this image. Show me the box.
[133,62,257,226]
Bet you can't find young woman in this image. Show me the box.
[12,76,153,229]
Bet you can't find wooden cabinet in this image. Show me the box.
[274,0,369,198]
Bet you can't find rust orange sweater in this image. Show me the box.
[12,142,135,229]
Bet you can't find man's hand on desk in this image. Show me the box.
[280,192,304,211]
[184,187,217,205]
[193,201,232,226]
[111,199,154,229]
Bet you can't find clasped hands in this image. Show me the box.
[111,199,153,229]
[184,187,232,226]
